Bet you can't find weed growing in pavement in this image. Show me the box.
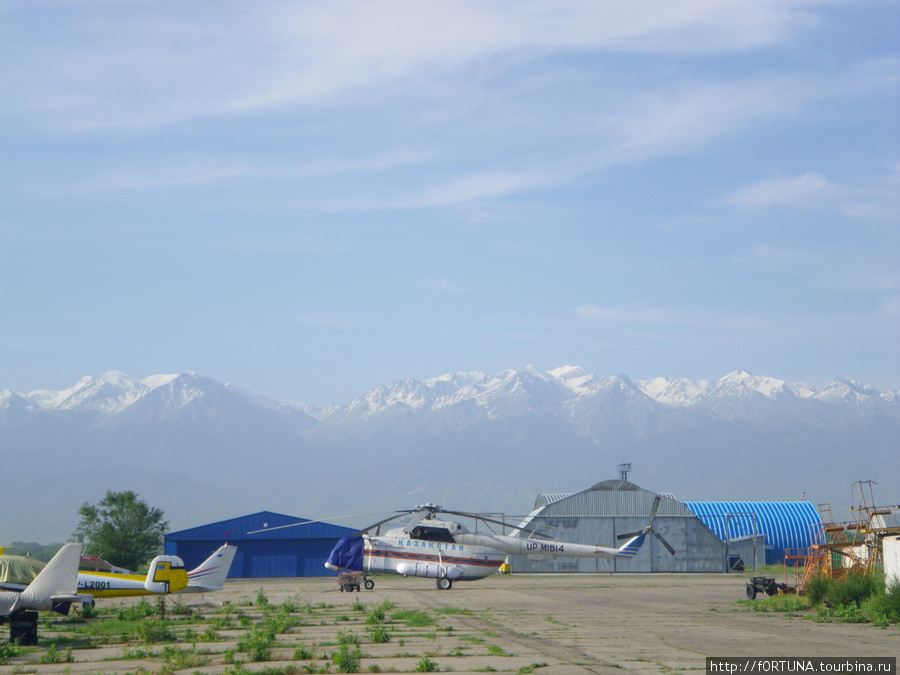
[415,655,438,672]
[237,626,277,662]
[160,644,212,670]
[392,609,434,627]
[0,642,27,665]
[737,594,810,613]
[39,643,73,664]
[367,622,391,643]
[333,643,362,672]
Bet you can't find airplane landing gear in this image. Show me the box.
[436,576,452,590]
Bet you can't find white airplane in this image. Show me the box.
[323,497,675,590]
[0,543,86,644]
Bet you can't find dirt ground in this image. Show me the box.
[3,573,898,674]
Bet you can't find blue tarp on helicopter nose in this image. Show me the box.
[326,536,364,571]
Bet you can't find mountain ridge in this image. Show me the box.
[2,367,897,543]
[4,367,896,419]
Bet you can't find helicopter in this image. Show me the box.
[321,496,675,590]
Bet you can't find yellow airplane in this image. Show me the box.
[2,544,236,600]
[76,544,236,599]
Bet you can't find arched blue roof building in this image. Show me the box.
[683,501,821,564]
[165,511,357,578]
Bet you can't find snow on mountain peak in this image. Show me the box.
[713,369,799,400]
[4,368,897,421]
[636,376,711,406]
[549,365,596,393]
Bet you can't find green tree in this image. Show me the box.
[74,491,168,571]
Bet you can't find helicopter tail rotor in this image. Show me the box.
[615,495,676,556]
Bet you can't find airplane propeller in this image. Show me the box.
[616,495,676,555]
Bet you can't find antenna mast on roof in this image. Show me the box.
[617,461,631,482]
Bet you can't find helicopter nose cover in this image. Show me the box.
[326,536,364,572]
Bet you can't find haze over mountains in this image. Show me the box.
[2,367,897,543]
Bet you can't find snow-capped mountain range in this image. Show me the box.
[2,367,897,543]
[6,366,894,417]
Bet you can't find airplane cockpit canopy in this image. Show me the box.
[78,556,132,575]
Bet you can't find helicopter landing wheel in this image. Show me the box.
[436,576,452,590]
[364,578,375,590]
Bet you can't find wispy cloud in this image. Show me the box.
[0,1,825,132]
[724,173,830,208]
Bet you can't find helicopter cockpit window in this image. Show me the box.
[409,525,456,543]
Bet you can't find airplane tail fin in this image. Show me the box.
[18,543,82,610]
[182,544,237,592]
[143,555,189,594]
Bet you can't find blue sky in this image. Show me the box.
[2,1,898,405]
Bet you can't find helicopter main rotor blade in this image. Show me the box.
[648,495,661,521]
[654,531,677,556]
[440,509,554,538]
[616,495,663,540]
[398,510,430,534]
[246,510,398,535]
[351,510,415,537]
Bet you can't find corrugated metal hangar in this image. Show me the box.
[507,480,821,573]
[684,500,820,565]
[165,511,356,578]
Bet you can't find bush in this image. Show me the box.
[862,580,900,626]
[366,606,385,624]
[415,656,438,672]
[117,598,156,621]
[238,627,276,662]
[337,630,360,646]
[134,618,177,643]
[803,574,830,605]
[804,573,900,626]
[828,574,882,608]
[0,642,26,665]
[294,645,314,660]
[40,644,73,664]
[333,644,362,673]
[805,573,883,609]
[367,623,391,643]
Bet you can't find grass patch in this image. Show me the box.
[392,609,434,627]
[737,594,810,613]
[434,606,472,615]
[799,574,900,626]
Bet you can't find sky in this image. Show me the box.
[1,1,898,406]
